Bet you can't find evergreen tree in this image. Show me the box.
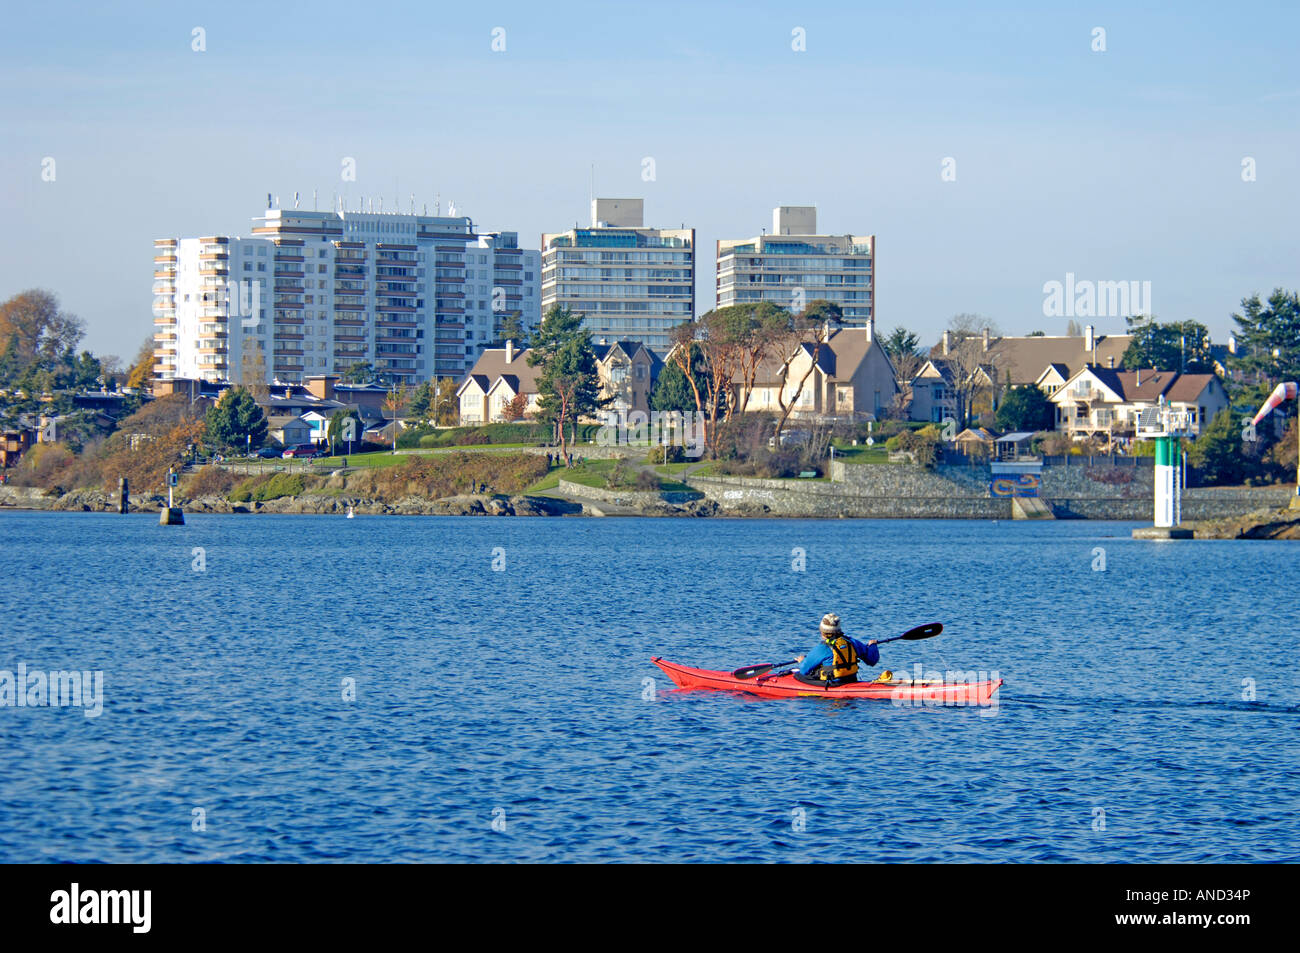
[1122,316,1213,372]
[528,306,605,462]
[1185,408,1246,486]
[995,385,1055,432]
[1229,289,1300,384]
[204,387,268,452]
[651,358,703,414]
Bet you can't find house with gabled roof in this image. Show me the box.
[909,358,997,423]
[729,325,899,421]
[920,327,1134,417]
[592,339,661,417]
[457,341,543,424]
[1047,366,1229,444]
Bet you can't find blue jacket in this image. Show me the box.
[798,636,880,676]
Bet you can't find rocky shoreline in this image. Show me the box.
[0,484,724,518]
[4,482,1297,531]
[1189,503,1300,540]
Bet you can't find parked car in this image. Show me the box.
[281,444,322,459]
[255,447,281,459]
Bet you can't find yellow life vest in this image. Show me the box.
[824,636,858,681]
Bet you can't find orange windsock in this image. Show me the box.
[1251,381,1298,425]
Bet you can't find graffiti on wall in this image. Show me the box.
[990,474,1040,497]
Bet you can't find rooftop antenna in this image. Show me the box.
[293,191,300,209]
[313,189,318,211]
[266,192,272,210]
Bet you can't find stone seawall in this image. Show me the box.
[556,479,701,505]
[686,474,1011,518]
[693,465,1294,520]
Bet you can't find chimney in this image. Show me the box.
[1107,355,1114,369]
[981,327,990,352]
[1084,324,1096,357]
[505,340,515,364]
[1136,368,1142,386]
[305,375,337,401]
[942,331,951,356]
[865,317,874,344]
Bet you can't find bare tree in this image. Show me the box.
[773,309,837,444]
[939,314,1008,426]
[383,382,409,452]
[239,346,269,402]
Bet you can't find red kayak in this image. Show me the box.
[651,657,1002,705]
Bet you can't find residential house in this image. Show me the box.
[267,415,314,447]
[2,428,35,468]
[593,340,661,417]
[909,358,996,423]
[364,418,407,446]
[299,410,332,444]
[917,327,1134,418]
[457,341,542,424]
[1047,367,1230,444]
[730,324,899,421]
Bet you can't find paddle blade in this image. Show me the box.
[732,659,799,680]
[899,622,943,640]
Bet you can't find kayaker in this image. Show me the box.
[794,614,879,686]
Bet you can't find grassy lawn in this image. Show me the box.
[523,467,563,494]
[830,441,895,464]
[563,470,609,489]
[311,451,409,469]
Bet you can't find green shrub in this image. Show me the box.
[227,471,310,502]
[896,428,939,467]
[647,445,685,464]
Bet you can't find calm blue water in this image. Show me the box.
[0,511,1296,863]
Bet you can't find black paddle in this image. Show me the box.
[731,622,943,680]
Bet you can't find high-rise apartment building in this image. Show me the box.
[540,199,694,353]
[152,205,540,387]
[715,206,875,327]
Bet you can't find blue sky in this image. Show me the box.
[2,0,1298,359]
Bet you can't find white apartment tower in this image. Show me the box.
[152,204,540,387]
[540,199,694,353]
[715,206,875,329]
